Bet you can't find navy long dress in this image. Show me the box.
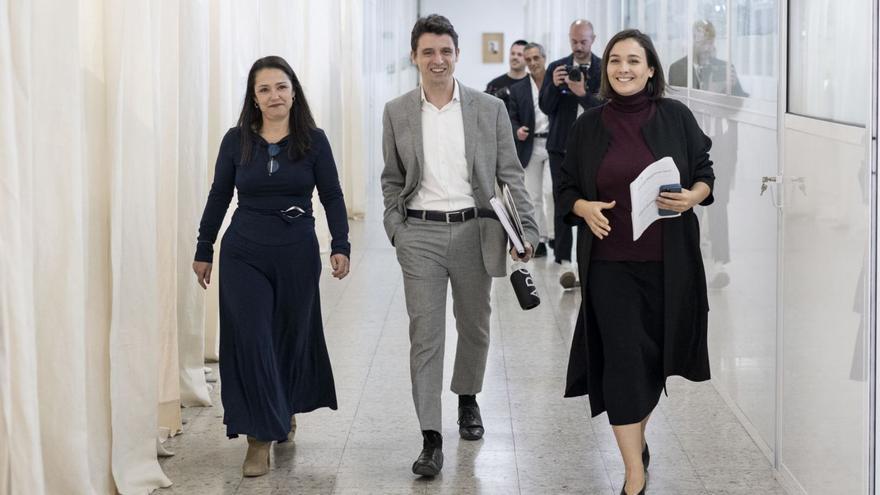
[195,126,350,442]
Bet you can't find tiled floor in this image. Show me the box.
[158,219,788,494]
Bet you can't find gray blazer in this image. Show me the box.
[381,81,539,277]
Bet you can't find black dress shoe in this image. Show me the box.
[458,404,484,440]
[642,442,650,470]
[411,435,443,477]
[534,242,548,258]
[620,478,646,495]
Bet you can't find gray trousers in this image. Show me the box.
[394,217,492,432]
[523,137,551,241]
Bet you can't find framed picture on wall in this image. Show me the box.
[482,33,504,63]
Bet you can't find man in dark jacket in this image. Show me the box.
[485,39,529,109]
[509,42,551,257]
[539,19,602,284]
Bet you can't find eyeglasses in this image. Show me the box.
[267,143,281,175]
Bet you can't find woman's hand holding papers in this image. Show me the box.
[573,199,616,240]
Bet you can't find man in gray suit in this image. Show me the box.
[381,14,539,477]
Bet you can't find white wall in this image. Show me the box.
[418,0,527,91]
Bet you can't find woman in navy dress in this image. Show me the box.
[192,56,350,477]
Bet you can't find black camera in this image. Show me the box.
[564,63,590,81]
[493,86,511,101]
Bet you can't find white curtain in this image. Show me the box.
[362,0,419,218]
[524,0,589,61]
[1,1,47,492]
[524,0,622,61]
[0,0,367,493]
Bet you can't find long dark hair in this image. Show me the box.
[237,56,316,165]
[599,29,667,101]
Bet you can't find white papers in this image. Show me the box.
[629,156,680,241]
[490,185,526,254]
[502,184,525,240]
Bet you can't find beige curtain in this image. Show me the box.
[1,1,47,492]
[362,0,419,218]
[0,0,367,493]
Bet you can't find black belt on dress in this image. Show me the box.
[532,132,549,138]
[239,205,312,223]
[406,207,498,223]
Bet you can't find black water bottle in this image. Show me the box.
[510,262,540,310]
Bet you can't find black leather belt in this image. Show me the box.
[533,132,549,138]
[239,205,311,223]
[406,207,498,223]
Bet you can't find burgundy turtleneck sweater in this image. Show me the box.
[591,89,662,262]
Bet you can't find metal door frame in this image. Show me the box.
[870,0,879,492]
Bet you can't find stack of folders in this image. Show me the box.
[489,184,526,255]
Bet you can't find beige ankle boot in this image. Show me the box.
[242,436,271,477]
[287,415,297,442]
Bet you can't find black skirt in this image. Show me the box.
[587,260,664,425]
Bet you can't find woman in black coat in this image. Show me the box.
[557,30,714,495]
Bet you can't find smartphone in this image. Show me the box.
[658,183,682,217]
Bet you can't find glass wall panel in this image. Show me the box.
[584,0,622,55]
[618,0,686,87]
[622,0,639,28]
[782,116,871,494]
[662,0,690,88]
[689,0,733,95]
[693,104,780,455]
[642,0,661,38]
[788,0,870,125]
[662,0,688,82]
[730,0,776,100]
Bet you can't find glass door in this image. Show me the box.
[779,1,873,492]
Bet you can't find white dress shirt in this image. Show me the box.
[407,80,475,212]
[531,77,549,135]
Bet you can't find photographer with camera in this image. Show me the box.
[485,39,529,109]
[539,19,602,286]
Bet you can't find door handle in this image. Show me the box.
[760,176,777,195]
[760,175,784,208]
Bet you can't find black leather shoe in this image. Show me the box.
[534,242,548,258]
[458,404,484,440]
[620,478,646,495]
[642,442,650,470]
[411,436,443,477]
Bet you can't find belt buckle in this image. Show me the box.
[281,205,306,219]
[445,210,466,223]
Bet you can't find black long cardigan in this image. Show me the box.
[557,98,716,415]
